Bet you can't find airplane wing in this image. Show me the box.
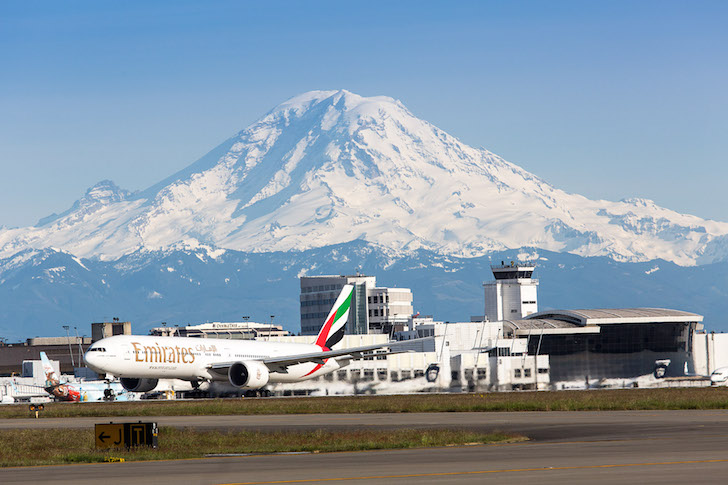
[208,342,411,375]
[262,343,403,372]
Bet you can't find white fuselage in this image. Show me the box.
[84,335,342,384]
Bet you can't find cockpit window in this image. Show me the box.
[87,347,106,352]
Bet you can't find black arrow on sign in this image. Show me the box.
[99,432,110,443]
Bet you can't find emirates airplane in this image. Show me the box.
[85,285,398,393]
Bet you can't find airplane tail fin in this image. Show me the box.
[39,351,60,387]
[314,284,354,350]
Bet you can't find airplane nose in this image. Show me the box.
[84,351,100,372]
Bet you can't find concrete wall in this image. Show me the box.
[0,344,85,375]
[485,280,538,322]
[692,333,728,375]
[484,282,502,322]
[22,359,59,382]
[450,352,549,391]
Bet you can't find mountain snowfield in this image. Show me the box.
[1,89,727,266]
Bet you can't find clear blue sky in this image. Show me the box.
[1,1,726,227]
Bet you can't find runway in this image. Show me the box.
[2,410,728,483]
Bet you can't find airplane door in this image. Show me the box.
[121,344,131,361]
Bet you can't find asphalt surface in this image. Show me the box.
[2,410,728,484]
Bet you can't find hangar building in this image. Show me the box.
[503,308,703,382]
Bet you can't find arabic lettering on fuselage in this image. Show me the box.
[130,341,219,364]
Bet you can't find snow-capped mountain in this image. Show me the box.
[1,89,726,266]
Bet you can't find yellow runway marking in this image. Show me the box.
[218,459,728,484]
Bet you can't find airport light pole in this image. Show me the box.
[74,326,84,365]
[63,325,75,368]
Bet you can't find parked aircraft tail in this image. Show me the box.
[314,284,354,350]
[39,351,60,387]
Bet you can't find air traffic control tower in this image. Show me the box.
[483,262,539,322]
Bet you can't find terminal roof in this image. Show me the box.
[526,308,703,326]
[505,308,704,336]
[505,318,599,335]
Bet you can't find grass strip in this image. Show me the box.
[0,427,522,467]
[1,388,728,419]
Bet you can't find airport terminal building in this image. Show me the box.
[299,274,413,336]
[287,263,714,394]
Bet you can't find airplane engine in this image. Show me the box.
[228,361,270,389]
[119,377,159,393]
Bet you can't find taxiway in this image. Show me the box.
[2,410,728,484]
